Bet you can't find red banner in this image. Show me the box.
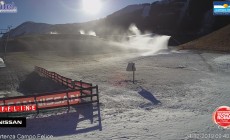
[36,91,81,109]
[4,97,36,106]
[36,93,68,109]
[68,91,81,105]
[0,105,36,112]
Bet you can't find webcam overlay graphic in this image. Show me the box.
[213,106,230,128]
[0,1,17,13]
[214,1,230,15]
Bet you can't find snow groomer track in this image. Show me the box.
[0,66,99,115]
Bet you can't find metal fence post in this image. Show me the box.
[133,70,135,84]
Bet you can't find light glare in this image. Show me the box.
[83,0,102,14]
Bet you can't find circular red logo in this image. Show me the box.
[213,106,230,128]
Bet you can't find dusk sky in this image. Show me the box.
[0,0,158,30]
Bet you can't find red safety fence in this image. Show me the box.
[0,66,99,115]
[0,87,98,113]
[35,66,93,94]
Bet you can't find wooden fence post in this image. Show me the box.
[71,80,75,89]
[34,96,39,115]
[61,76,63,85]
[80,80,83,89]
[96,85,99,103]
[3,100,8,117]
[80,87,83,97]
[66,92,70,112]
[90,84,93,101]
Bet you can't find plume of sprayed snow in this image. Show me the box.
[88,31,96,36]
[129,24,141,35]
[110,24,171,56]
[80,30,96,36]
[79,30,85,35]
[0,58,3,63]
[50,31,58,34]
[0,57,5,67]
[129,34,171,56]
